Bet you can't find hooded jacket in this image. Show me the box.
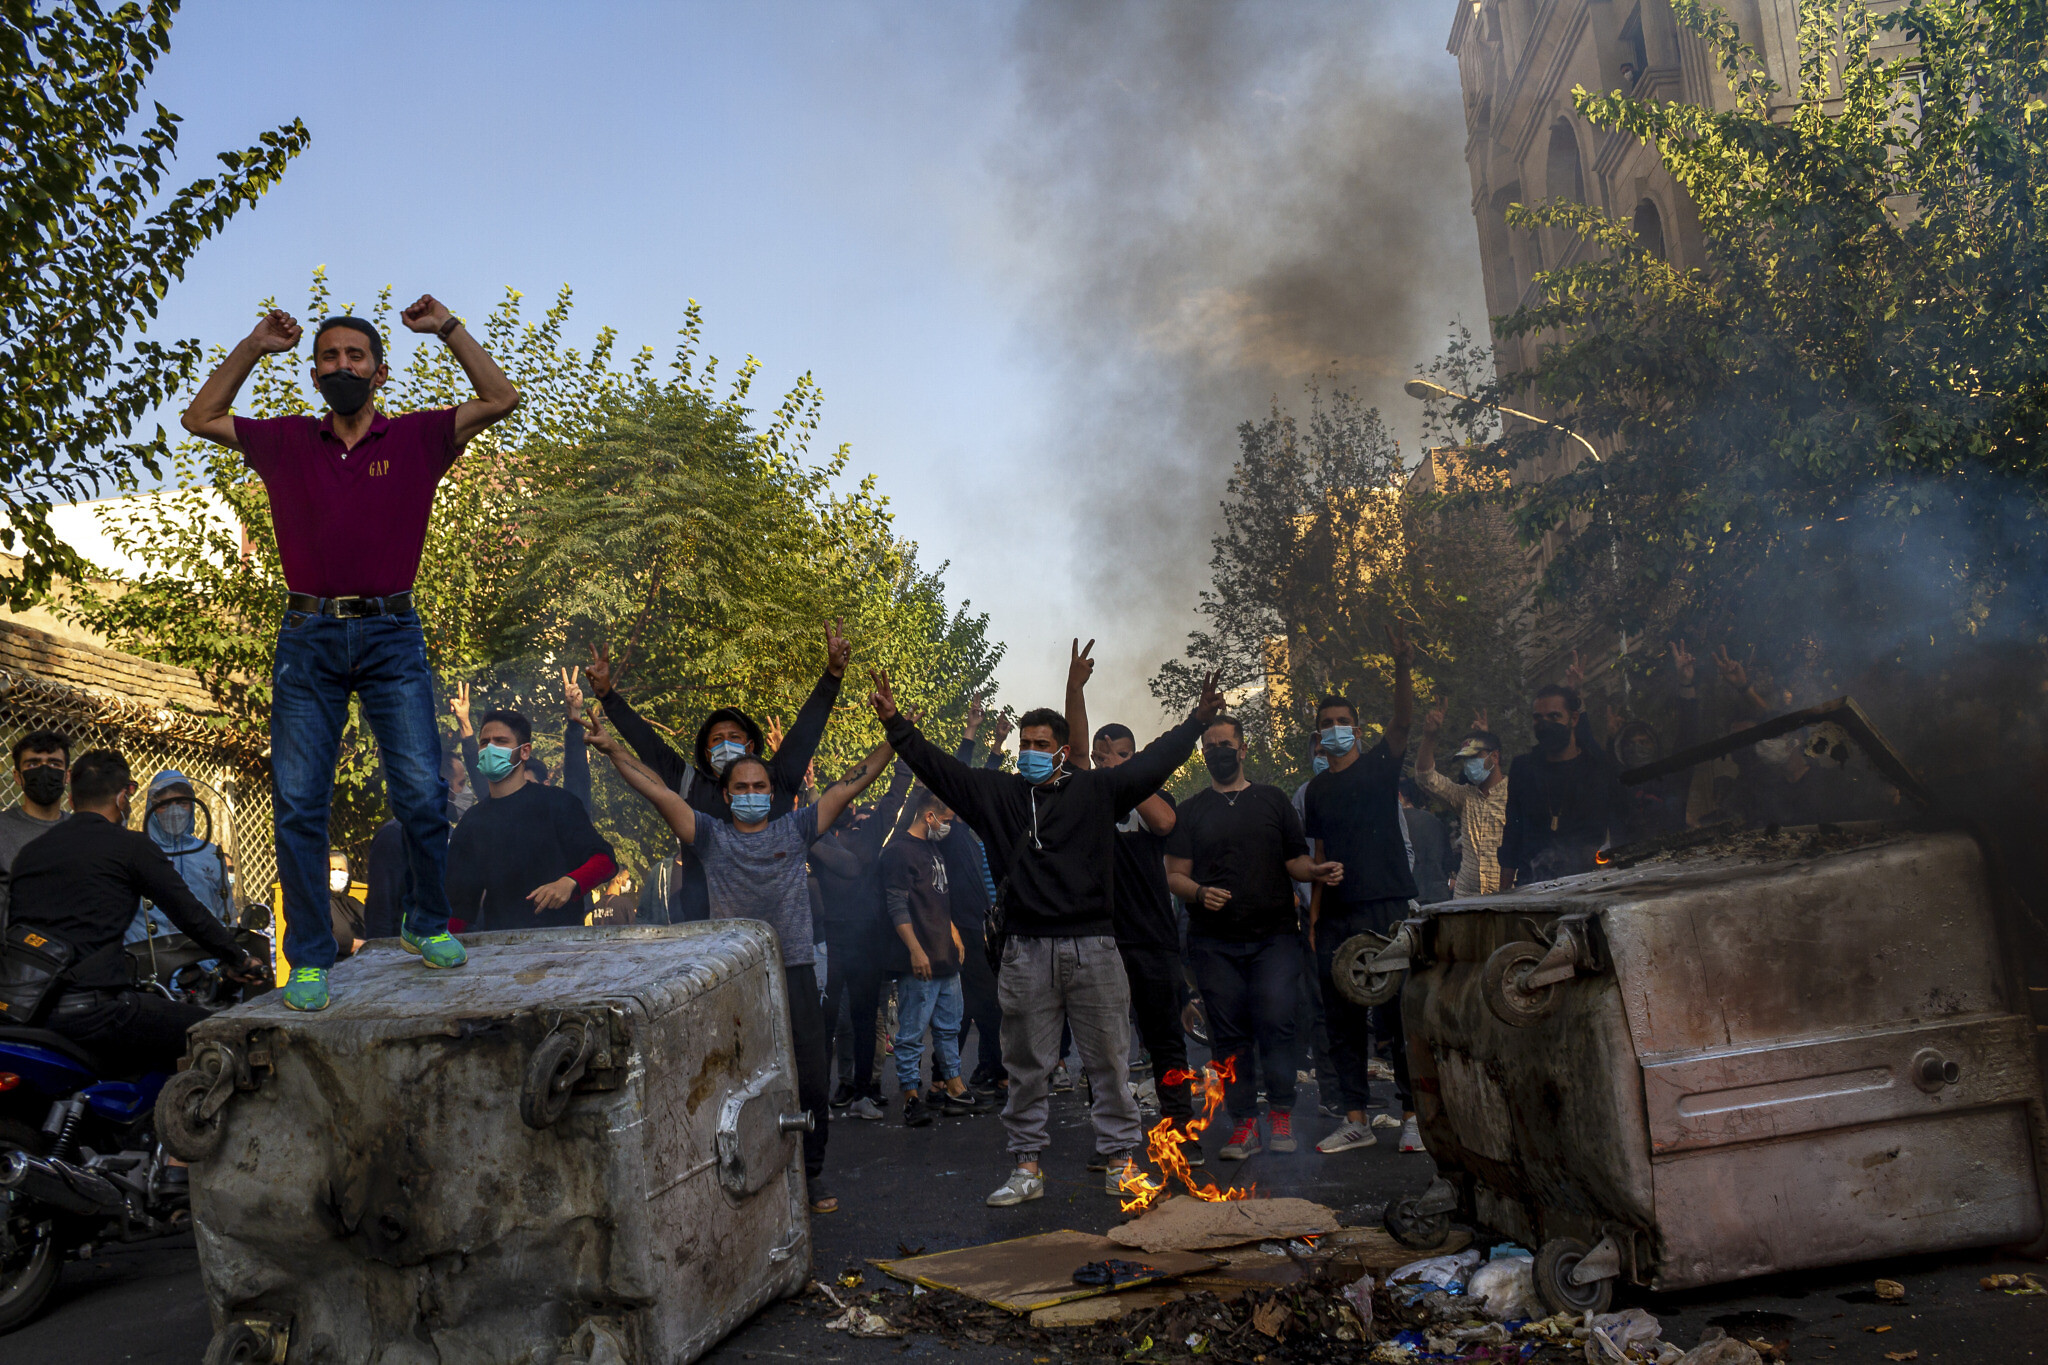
[131,769,232,940]
[883,710,1206,938]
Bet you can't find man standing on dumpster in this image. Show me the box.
[182,300,520,1010]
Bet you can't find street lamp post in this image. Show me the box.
[1402,378,1630,702]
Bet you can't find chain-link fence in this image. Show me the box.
[0,663,273,903]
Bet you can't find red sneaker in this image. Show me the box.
[1267,1110,1297,1152]
[1219,1118,1262,1161]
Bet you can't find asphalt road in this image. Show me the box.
[10,1065,2043,1363]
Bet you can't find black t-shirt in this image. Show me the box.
[1303,739,1417,906]
[1166,784,1307,941]
[444,783,615,930]
[1110,790,1178,950]
[881,837,960,977]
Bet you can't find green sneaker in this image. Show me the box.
[282,966,329,1011]
[401,925,467,969]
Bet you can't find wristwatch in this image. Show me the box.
[436,315,464,342]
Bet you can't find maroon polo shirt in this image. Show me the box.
[234,408,460,598]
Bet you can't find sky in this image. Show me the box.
[122,0,1486,736]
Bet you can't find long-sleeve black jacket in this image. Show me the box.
[884,711,1205,938]
[600,670,840,921]
[10,811,244,991]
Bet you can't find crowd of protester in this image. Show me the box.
[0,299,1900,1225]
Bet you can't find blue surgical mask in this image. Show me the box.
[1319,724,1356,757]
[477,743,520,781]
[1016,748,1062,783]
[1462,755,1491,784]
[1312,755,1330,775]
[709,739,748,774]
[730,792,772,823]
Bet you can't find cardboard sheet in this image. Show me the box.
[1106,1196,1342,1253]
[876,1229,1223,1313]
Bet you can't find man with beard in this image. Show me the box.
[1498,684,1631,886]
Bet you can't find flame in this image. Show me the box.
[1116,1057,1257,1212]
[1594,848,1612,865]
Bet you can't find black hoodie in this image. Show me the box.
[883,710,1206,938]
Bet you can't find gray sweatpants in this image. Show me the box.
[997,934,1143,1160]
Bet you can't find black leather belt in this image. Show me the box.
[286,590,414,619]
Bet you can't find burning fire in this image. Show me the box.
[1116,1058,1257,1213]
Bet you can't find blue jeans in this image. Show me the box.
[1188,932,1302,1119]
[894,972,964,1091]
[272,610,451,971]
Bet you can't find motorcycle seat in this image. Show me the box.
[0,1025,107,1071]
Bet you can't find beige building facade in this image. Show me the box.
[1442,0,1886,698]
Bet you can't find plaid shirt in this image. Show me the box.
[1415,766,1509,896]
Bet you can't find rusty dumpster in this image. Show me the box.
[159,922,813,1365]
[1361,824,2048,1312]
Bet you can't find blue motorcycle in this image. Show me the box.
[0,928,266,1332]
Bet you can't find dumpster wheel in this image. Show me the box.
[1332,931,1403,1008]
[1482,940,1559,1027]
[202,1317,288,1365]
[1533,1237,1614,1316]
[157,1068,226,1163]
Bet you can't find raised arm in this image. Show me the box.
[585,712,698,844]
[813,739,895,834]
[1100,668,1225,809]
[1385,624,1415,759]
[870,668,1003,836]
[585,644,694,791]
[561,669,593,815]
[768,619,850,793]
[1065,639,1094,771]
[398,295,519,448]
[180,309,302,450]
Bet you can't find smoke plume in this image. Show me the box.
[994,0,1485,723]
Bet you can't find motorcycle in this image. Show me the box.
[0,924,269,1332]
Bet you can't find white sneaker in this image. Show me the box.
[1104,1155,1144,1195]
[847,1096,885,1121]
[1398,1116,1426,1152]
[1370,1112,1402,1131]
[1316,1120,1377,1154]
[987,1167,1045,1206]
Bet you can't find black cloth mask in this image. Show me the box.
[1202,744,1242,783]
[1533,719,1573,754]
[316,368,376,417]
[20,767,64,807]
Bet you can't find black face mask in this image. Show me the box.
[20,767,64,807]
[1203,744,1242,783]
[1533,719,1573,754]
[316,367,376,416]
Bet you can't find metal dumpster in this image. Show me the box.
[159,922,813,1365]
[1368,824,2048,1312]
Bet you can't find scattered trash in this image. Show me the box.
[1874,1278,1906,1301]
[814,1283,904,1339]
[1075,1260,1161,1289]
[1882,1353,1919,1362]
[1981,1272,2046,1295]
[550,1321,631,1365]
[1866,1324,1893,1333]
[1465,1253,1541,1321]
[1250,1298,1291,1338]
[1677,1328,1763,1365]
[1584,1308,1663,1363]
[1339,1272,1375,1337]
[1385,1248,1484,1293]
[1108,1195,1341,1253]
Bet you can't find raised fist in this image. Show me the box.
[249,309,301,354]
